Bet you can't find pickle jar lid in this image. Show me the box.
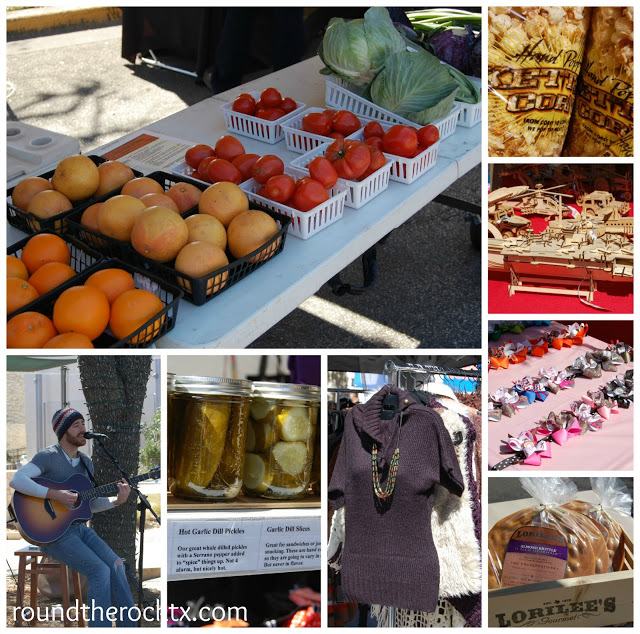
[252,381,320,402]
[168,374,253,397]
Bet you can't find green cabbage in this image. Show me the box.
[319,7,405,87]
[369,48,459,125]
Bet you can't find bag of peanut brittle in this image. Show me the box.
[488,477,609,589]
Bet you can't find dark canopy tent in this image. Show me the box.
[7,356,77,372]
[328,355,480,374]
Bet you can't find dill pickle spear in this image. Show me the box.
[175,400,230,491]
[212,402,249,489]
[244,453,273,493]
[276,406,312,442]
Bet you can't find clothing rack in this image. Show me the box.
[384,360,481,393]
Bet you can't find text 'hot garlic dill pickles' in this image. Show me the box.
[244,381,320,500]
[168,375,252,500]
[488,7,591,157]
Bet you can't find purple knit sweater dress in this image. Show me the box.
[328,384,465,613]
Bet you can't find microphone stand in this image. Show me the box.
[91,436,161,624]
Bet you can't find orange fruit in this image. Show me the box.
[227,210,279,262]
[94,160,135,198]
[7,255,29,280]
[109,289,165,344]
[43,332,95,349]
[174,241,229,296]
[51,154,100,201]
[7,311,57,348]
[97,194,146,241]
[20,233,71,275]
[140,192,180,213]
[199,181,249,227]
[52,285,110,340]
[7,278,40,314]
[130,206,188,263]
[84,268,136,305]
[80,202,103,232]
[121,176,163,199]
[11,176,54,211]
[28,261,76,295]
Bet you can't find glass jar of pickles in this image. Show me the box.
[244,382,320,499]
[168,374,252,500]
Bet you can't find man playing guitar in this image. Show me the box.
[10,407,136,627]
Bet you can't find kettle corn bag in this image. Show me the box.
[488,7,591,156]
[563,8,633,156]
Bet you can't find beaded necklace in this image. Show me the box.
[371,412,403,499]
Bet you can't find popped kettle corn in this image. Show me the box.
[563,7,634,156]
[488,7,591,157]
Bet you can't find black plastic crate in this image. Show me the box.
[7,231,105,321]
[65,170,207,259]
[7,258,183,349]
[6,155,144,235]
[127,204,292,306]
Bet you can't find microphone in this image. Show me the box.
[84,431,110,440]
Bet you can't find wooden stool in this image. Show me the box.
[14,546,86,627]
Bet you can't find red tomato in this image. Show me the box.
[265,174,296,203]
[255,107,285,121]
[257,185,269,197]
[324,139,371,180]
[214,136,246,162]
[252,155,285,185]
[418,124,440,148]
[232,153,260,182]
[323,109,338,119]
[358,145,386,181]
[232,94,256,115]
[328,131,345,140]
[260,87,282,108]
[365,136,383,150]
[292,178,330,212]
[363,121,385,139]
[382,125,419,158]
[411,145,427,158]
[308,156,338,189]
[280,97,297,114]
[185,144,214,169]
[302,112,333,136]
[207,158,242,185]
[254,99,266,110]
[197,156,216,182]
[332,110,362,136]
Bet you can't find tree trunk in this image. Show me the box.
[77,356,152,580]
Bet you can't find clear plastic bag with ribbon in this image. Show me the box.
[488,476,610,588]
[563,477,632,571]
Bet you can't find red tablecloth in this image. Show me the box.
[488,322,633,471]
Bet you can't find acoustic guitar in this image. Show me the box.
[11,468,160,545]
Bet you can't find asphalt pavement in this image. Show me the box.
[7,19,481,349]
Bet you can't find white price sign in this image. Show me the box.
[168,513,320,580]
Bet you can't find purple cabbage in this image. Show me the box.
[429,25,476,74]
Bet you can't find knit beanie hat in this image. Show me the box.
[52,407,84,440]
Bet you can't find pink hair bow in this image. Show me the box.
[507,431,551,466]
[571,402,603,431]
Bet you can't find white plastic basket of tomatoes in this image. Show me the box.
[291,139,393,210]
[347,121,440,185]
[240,166,349,240]
[221,88,305,144]
[325,75,461,141]
[281,107,375,154]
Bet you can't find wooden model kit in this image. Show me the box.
[488,180,633,301]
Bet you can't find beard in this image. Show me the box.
[65,431,87,447]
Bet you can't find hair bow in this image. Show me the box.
[536,412,581,445]
[528,338,549,357]
[507,431,551,466]
[571,402,603,432]
[503,341,527,364]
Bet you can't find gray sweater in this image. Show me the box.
[10,444,114,513]
[328,384,464,613]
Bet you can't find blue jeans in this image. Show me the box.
[40,523,135,627]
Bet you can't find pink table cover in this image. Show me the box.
[488,322,633,471]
